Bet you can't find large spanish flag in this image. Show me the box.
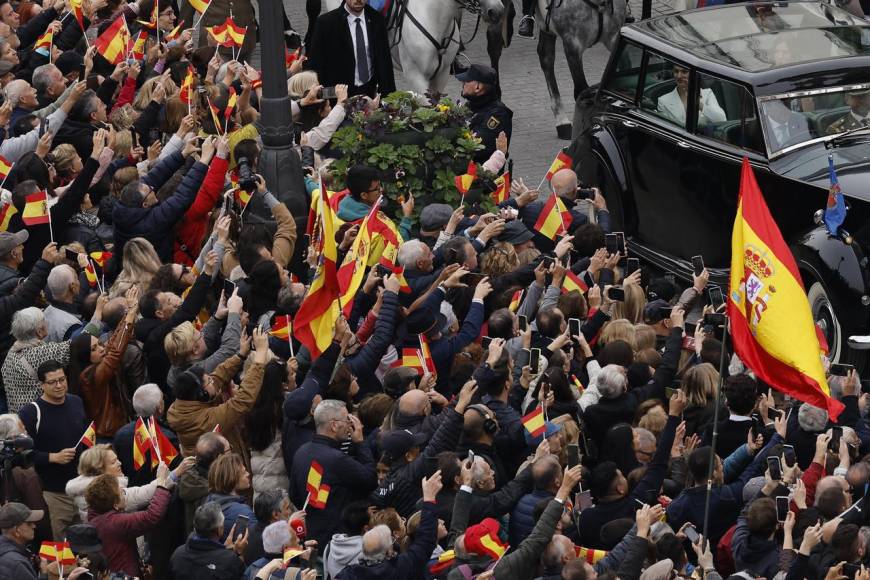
[728,158,844,420]
[95,15,130,65]
[294,180,341,359]
[21,191,50,226]
[337,197,381,317]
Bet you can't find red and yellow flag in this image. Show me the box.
[224,87,237,120]
[137,0,158,29]
[164,19,184,42]
[309,484,330,509]
[148,417,178,467]
[521,406,545,437]
[95,15,130,65]
[294,179,341,359]
[337,198,382,317]
[728,158,844,420]
[270,316,291,341]
[478,532,507,560]
[419,335,436,377]
[306,460,324,495]
[576,546,607,564]
[562,270,588,294]
[233,187,251,210]
[89,252,112,268]
[491,171,510,205]
[188,0,211,14]
[508,289,523,312]
[0,155,13,183]
[224,17,246,46]
[533,194,572,240]
[79,421,96,448]
[179,66,194,104]
[70,0,85,31]
[22,191,50,226]
[39,542,75,565]
[132,416,153,470]
[391,347,425,373]
[205,23,228,45]
[127,30,148,61]
[455,161,477,195]
[84,261,98,288]
[0,203,16,232]
[545,150,573,182]
[571,374,585,393]
[34,29,52,57]
[207,97,223,134]
[283,548,306,563]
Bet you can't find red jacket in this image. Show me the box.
[88,485,171,576]
[174,155,229,265]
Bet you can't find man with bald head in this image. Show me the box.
[178,432,230,534]
[509,454,562,546]
[542,534,577,577]
[519,168,611,252]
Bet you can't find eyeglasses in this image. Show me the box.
[177,264,190,282]
[42,377,66,386]
[364,183,383,194]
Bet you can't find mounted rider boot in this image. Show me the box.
[518,15,535,37]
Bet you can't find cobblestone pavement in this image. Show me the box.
[278,0,675,184]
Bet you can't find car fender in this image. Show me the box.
[578,122,638,233]
[791,226,870,359]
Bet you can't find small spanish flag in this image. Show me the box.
[0,154,13,182]
[310,484,330,509]
[84,261,98,288]
[419,335,436,377]
[164,19,185,42]
[39,541,75,565]
[477,531,507,560]
[545,150,573,182]
[575,546,607,564]
[205,23,228,45]
[224,87,237,120]
[233,187,251,210]
[454,161,477,195]
[270,316,291,341]
[306,460,324,496]
[70,0,85,31]
[283,547,305,563]
[94,15,130,66]
[532,194,572,241]
[207,97,223,133]
[34,29,52,57]
[224,17,247,46]
[571,374,585,393]
[188,0,211,14]
[178,65,194,104]
[392,347,425,373]
[89,252,112,268]
[491,171,510,205]
[394,266,411,294]
[149,417,179,467]
[521,406,546,438]
[428,550,456,574]
[0,203,16,232]
[127,30,148,61]
[22,191,50,226]
[508,289,523,313]
[132,416,153,470]
[212,423,221,433]
[562,270,588,294]
[79,421,96,448]
[137,0,158,29]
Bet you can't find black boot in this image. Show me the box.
[518,15,535,38]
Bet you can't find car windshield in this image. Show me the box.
[759,83,870,155]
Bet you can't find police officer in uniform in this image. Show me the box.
[827,88,870,135]
[456,64,513,163]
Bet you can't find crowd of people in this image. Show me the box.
[0,0,866,579]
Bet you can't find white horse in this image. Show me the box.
[320,0,505,93]
[536,0,626,138]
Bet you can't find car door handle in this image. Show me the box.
[622,120,637,128]
[676,141,691,149]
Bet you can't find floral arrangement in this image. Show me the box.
[329,91,496,219]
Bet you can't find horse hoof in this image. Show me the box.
[556,124,573,140]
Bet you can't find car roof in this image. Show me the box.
[628,2,870,83]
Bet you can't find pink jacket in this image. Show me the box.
[88,485,171,576]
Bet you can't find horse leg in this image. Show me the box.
[538,30,571,139]
[562,38,590,101]
[486,24,504,71]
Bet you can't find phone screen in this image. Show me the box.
[626,257,640,276]
[691,255,705,276]
[319,86,337,100]
[223,279,235,298]
[568,318,581,338]
[615,232,626,255]
[830,363,855,376]
[708,286,725,310]
[235,514,249,537]
[782,445,797,468]
[767,456,782,481]
[830,426,843,452]
[607,287,625,301]
[775,496,790,521]
[481,336,492,350]
[567,443,580,468]
[530,348,541,374]
[665,386,678,399]
[78,63,86,82]
[64,248,79,262]
[575,490,592,511]
[518,315,528,332]
[684,524,700,544]
[604,234,618,255]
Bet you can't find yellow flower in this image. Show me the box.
[437,104,450,113]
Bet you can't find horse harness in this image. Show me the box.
[544,0,614,45]
[389,0,484,81]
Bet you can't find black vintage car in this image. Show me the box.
[573,1,870,366]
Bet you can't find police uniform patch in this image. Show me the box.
[486,116,500,130]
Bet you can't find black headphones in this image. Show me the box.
[467,404,499,435]
[181,370,211,403]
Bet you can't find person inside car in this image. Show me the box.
[826,88,870,134]
[657,65,726,128]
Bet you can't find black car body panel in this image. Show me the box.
[573,1,870,362]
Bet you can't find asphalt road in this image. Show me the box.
[276,0,676,185]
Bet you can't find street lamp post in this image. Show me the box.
[247,0,308,224]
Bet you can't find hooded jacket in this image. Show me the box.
[324,534,364,579]
[169,533,246,580]
[0,535,37,579]
[204,493,257,543]
[732,514,782,579]
[178,464,211,535]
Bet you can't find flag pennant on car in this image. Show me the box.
[545,150,573,182]
[562,270,588,294]
[491,171,510,205]
[508,289,523,312]
[824,154,847,236]
[532,194,572,240]
[95,15,130,65]
[34,29,52,57]
[454,161,477,195]
[521,406,546,437]
[22,191,50,226]
[728,158,844,420]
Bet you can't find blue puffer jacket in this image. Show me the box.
[345,290,400,397]
[508,490,554,548]
[112,152,208,261]
[205,493,257,543]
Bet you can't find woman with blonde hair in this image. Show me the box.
[65,443,192,522]
[611,283,646,324]
[634,323,656,351]
[599,318,637,351]
[681,362,722,436]
[51,144,83,185]
[480,242,520,277]
[288,70,318,99]
[109,237,162,298]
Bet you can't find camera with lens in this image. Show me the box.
[0,435,34,468]
[236,156,258,193]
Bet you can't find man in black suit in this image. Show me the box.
[307,0,396,98]
[703,374,761,458]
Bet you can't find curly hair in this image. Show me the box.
[85,474,121,514]
[480,242,519,277]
